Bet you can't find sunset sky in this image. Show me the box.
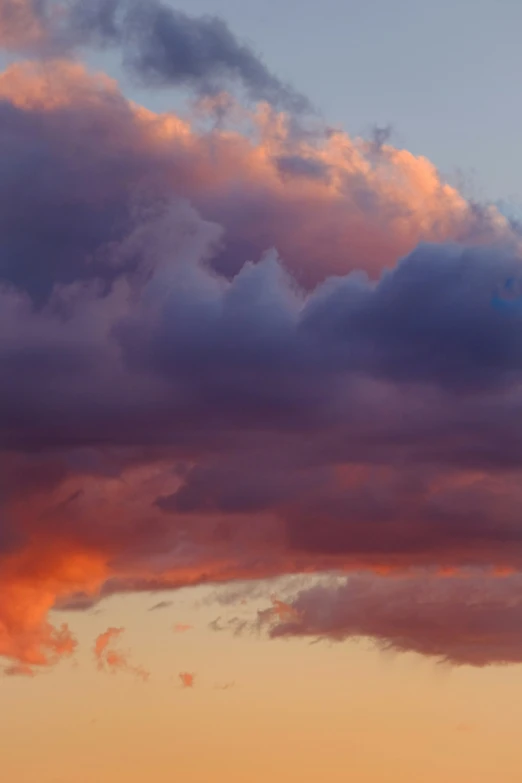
[2,1,522,781]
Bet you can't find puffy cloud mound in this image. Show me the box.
[1,13,522,673]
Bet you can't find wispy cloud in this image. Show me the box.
[149,601,173,612]
[94,628,149,680]
[4,663,36,678]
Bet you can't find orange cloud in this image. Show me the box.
[94,628,149,681]
[173,624,193,633]
[179,672,195,688]
[0,535,95,668]
[270,597,302,621]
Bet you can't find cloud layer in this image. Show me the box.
[261,572,522,666]
[1,4,522,673]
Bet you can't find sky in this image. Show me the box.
[2,1,522,781]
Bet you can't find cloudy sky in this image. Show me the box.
[2,1,522,781]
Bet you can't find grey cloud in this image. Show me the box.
[148,600,173,611]
[268,572,522,667]
[275,154,330,181]
[9,0,311,112]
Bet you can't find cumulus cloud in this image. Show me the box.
[0,0,309,112]
[0,14,522,675]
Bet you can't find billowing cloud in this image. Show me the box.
[94,627,149,680]
[0,58,514,305]
[1,16,522,675]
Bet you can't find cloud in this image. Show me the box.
[149,600,173,611]
[209,617,250,637]
[179,671,195,688]
[82,0,310,112]
[0,21,522,675]
[94,628,149,680]
[0,58,513,306]
[265,572,522,666]
[94,627,124,659]
[274,154,330,181]
[0,0,48,48]
[258,597,302,624]
[173,623,192,633]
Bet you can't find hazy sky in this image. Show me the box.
[4,589,522,783]
[2,1,522,781]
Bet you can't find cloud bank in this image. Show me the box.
[0,2,522,674]
[261,572,522,666]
